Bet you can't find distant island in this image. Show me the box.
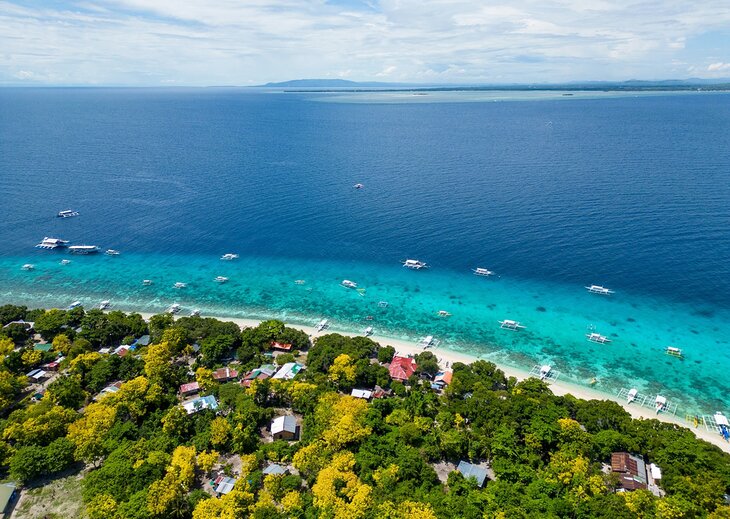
[258,78,730,92]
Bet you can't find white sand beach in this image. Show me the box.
[141,312,730,453]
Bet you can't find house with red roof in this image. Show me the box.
[212,367,239,382]
[388,356,418,382]
[270,341,293,352]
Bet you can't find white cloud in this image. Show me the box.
[707,62,730,72]
[0,0,729,84]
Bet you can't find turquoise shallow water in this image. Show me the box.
[1,88,729,416]
[2,251,728,414]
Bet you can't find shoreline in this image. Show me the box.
[137,311,730,453]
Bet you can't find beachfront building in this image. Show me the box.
[263,463,288,476]
[351,389,373,400]
[271,341,293,352]
[183,395,219,415]
[213,475,236,496]
[611,452,648,491]
[456,461,489,488]
[271,415,298,440]
[432,370,453,390]
[388,356,418,382]
[179,381,200,397]
[241,364,277,387]
[26,369,48,383]
[212,367,239,383]
[272,362,304,381]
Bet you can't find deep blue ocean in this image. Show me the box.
[1,88,729,413]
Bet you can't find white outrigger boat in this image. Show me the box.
[57,209,79,218]
[363,326,373,336]
[418,335,439,349]
[173,282,187,289]
[626,388,638,403]
[315,319,329,332]
[142,279,153,286]
[69,245,100,254]
[665,346,683,358]
[190,309,201,317]
[294,279,306,285]
[655,395,668,414]
[539,365,552,381]
[168,303,181,314]
[214,276,229,283]
[353,183,364,189]
[36,237,70,249]
[437,310,451,317]
[220,253,239,261]
[341,279,358,289]
[499,319,525,330]
[60,259,71,265]
[473,267,496,277]
[105,249,121,256]
[99,300,111,310]
[402,259,428,270]
[21,263,35,271]
[586,332,611,343]
[585,284,614,295]
[67,301,82,310]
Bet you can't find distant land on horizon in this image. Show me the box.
[259,77,730,92]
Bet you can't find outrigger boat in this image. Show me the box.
[378,301,389,308]
[473,267,495,277]
[142,279,153,286]
[402,259,428,270]
[499,319,525,330]
[294,279,306,285]
[57,209,79,218]
[105,249,121,256]
[363,326,373,336]
[21,264,34,271]
[353,183,364,189]
[220,253,239,260]
[539,365,552,381]
[714,412,730,441]
[665,346,683,358]
[173,282,187,289]
[585,284,614,295]
[586,332,611,343]
[99,300,111,310]
[168,303,181,314]
[655,395,668,414]
[36,237,70,249]
[341,279,358,289]
[190,309,201,317]
[214,276,229,283]
[315,319,329,332]
[60,259,71,265]
[626,388,638,403]
[67,301,82,310]
[437,310,451,317]
[418,335,439,349]
[69,245,100,254]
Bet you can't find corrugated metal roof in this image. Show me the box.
[457,461,488,487]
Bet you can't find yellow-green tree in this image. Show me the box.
[86,494,118,519]
[21,349,42,368]
[312,451,373,519]
[328,354,356,386]
[0,336,15,360]
[197,450,219,474]
[67,402,116,465]
[210,417,231,448]
[0,371,27,409]
[195,367,215,391]
[378,500,439,519]
[52,333,72,355]
[144,341,175,382]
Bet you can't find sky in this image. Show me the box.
[1,0,730,86]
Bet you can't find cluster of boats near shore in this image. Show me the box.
[19,210,701,420]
